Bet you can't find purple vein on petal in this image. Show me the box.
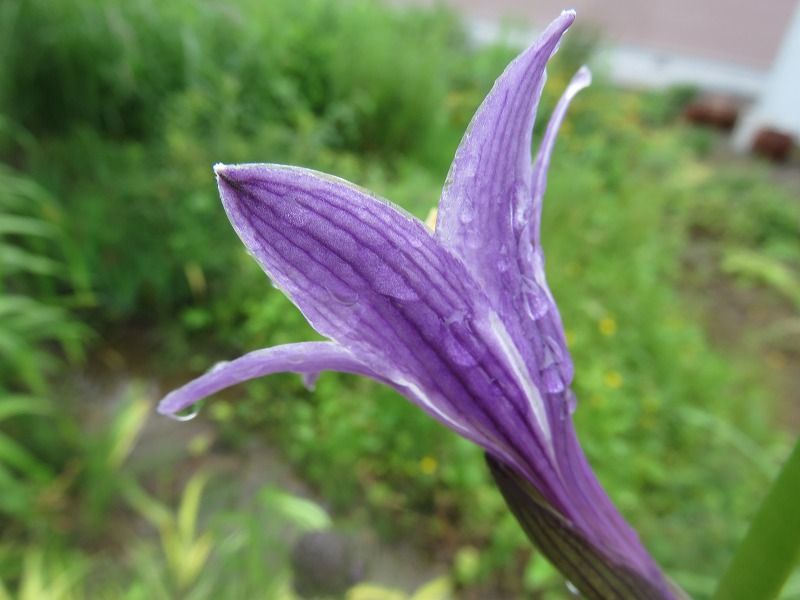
[212,164,566,504]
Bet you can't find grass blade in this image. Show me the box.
[713,436,800,600]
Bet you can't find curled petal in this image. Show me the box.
[531,65,592,244]
[157,342,376,416]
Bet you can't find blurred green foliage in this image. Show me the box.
[1,0,798,598]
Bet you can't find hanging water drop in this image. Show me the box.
[522,276,548,320]
[168,402,202,422]
[565,580,580,596]
[209,361,230,374]
[301,371,320,391]
[540,336,566,393]
[566,390,578,414]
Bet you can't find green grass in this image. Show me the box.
[1,0,798,598]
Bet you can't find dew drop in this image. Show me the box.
[168,402,202,422]
[444,333,478,367]
[285,353,307,365]
[540,336,566,393]
[372,271,418,301]
[209,361,230,374]
[541,343,557,369]
[541,367,565,394]
[444,309,467,326]
[565,580,580,596]
[566,390,578,414]
[325,285,360,307]
[301,371,319,391]
[522,277,548,320]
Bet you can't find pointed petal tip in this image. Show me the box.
[213,163,236,193]
[156,395,178,417]
[554,9,576,30]
[157,387,193,417]
[213,162,230,177]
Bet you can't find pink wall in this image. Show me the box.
[407,0,797,68]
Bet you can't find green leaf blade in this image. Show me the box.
[713,436,800,600]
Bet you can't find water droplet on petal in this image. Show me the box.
[443,318,485,367]
[522,276,548,320]
[496,244,511,272]
[444,332,478,367]
[566,390,578,414]
[168,402,202,422]
[325,285,360,307]
[541,367,565,394]
[458,192,476,226]
[565,580,580,596]
[301,372,319,391]
[445,309,467,326]
[539,336,566,393]
[209,361,230,374]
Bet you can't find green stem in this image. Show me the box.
[713,435,800,600]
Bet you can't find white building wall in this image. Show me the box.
[734,2,800,150]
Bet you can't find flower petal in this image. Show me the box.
[435,12,578,403]
[213,163,571,509]
[531,65,592,244]
[435,10,574,276]
[157,342,377,416]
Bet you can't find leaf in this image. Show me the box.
[721,248,800,310]
[0,431,54,482]
[713,436,800,600]
[0,395,52,422]
[346,583,407,600]
[0,215,55,237]
[258,487,331,531]
[106,394,150,469]
[410,577,452,600]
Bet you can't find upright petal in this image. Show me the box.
[435,12,579,411]
[436,11,575,259]
[213,163,572,509]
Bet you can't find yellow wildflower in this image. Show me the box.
[419,456,438,475]
[598,316,617,337]
[603,370,623,389]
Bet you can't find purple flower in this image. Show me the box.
[160,11,678,599]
